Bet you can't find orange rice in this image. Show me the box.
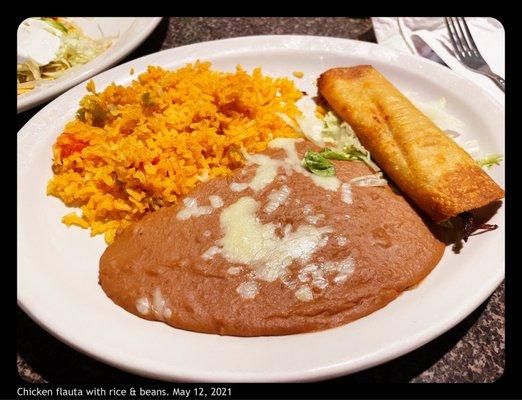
[47,61,303,243]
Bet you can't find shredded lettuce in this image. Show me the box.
[318,148,351,161]
[302,147,388,182]
[459,139,503,168]
[321,112,380,172]
[410,97,466,132]
[291,96,502,176]
[320,109,503,172]
[475,154,503,169]
[40,17,68,33]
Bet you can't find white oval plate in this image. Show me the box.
[17,17,162,113]
[17,35,505,382]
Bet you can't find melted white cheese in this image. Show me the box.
[311,276,328,290]
[264,185,291,213]
[244,153,282,191]
[295,285,314,302]
[227,266,242,276]
[306,214,324,225]
[298,264,318,282]
[201,246,221,260]
[209,195,224,209]
[151,287,172,320]
[218,196,332,283]
[268,138,302,166]
[341,183,353,204]
[309,174,341,191]
[135,297,150,315]
[176,197,214,221]
[298,263,328,290]
[333,257,356,284]
[350,173,387,187]
[295,254,356,291]
[236,281,259,299]
[230,182,249,192]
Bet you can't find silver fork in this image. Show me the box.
[444,17,505,92]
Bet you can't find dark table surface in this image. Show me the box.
[17,17,505,384]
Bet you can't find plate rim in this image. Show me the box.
[17,34,505,382]
[17,17,162,113]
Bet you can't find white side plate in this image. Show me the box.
[17,17,162,113]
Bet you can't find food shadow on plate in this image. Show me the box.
[379,174,502,255]
[390,181,503,255]
[433,200,503,254]
[17,295,489,384]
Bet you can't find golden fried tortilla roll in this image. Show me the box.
[318,65,504,222]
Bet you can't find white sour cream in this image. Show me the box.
[17,18,63,66]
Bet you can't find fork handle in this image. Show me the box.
[483,72,505,92]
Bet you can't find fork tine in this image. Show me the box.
[445,17,463,58]
[460,17,479,53]
[445,17,502,90]
[454,17,471,52]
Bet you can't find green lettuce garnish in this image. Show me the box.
[342,144,371,162]
[303,145,383,178]
[476,154,503,169]
[302,150,335,177]
[303,146,383,178]
[318,148,351,161]
[321,111,380,171]
[41,17,68,33]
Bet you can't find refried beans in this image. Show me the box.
[99,139,445,336]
